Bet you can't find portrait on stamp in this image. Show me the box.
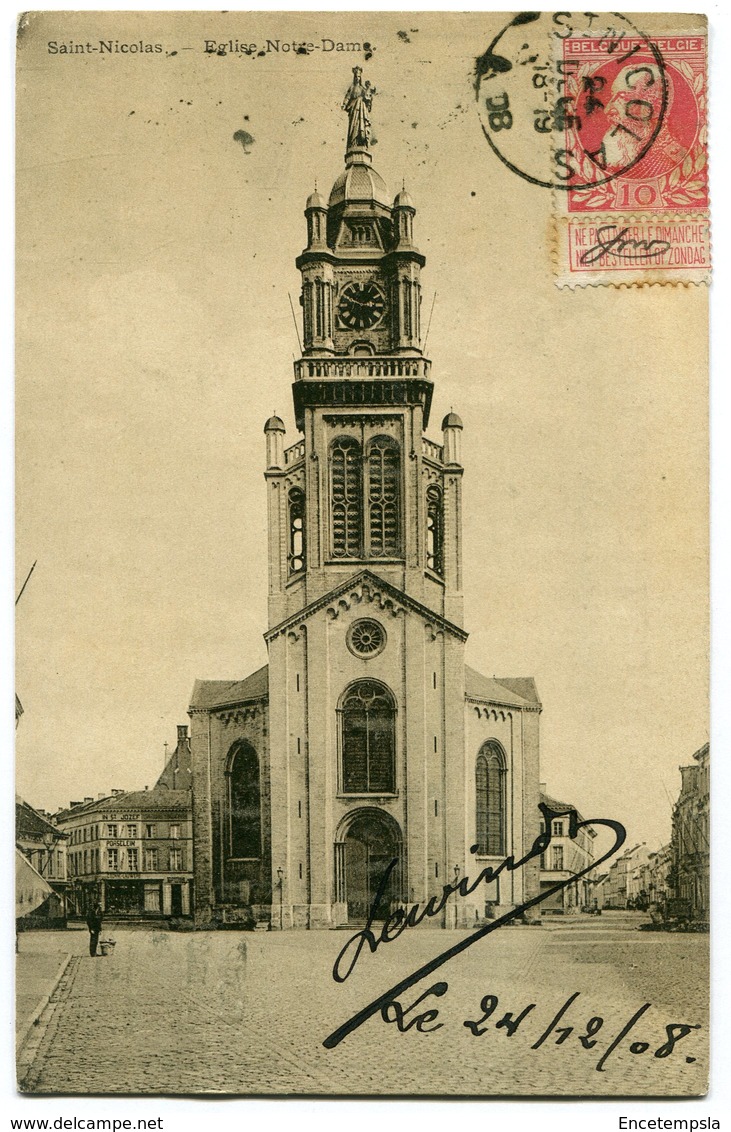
[15,11,709,1098]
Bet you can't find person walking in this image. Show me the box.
[86,902,103,957]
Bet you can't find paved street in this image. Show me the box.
[17,913,708,1097]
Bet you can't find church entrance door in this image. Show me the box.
[344,811,402,922]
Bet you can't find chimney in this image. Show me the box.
[98,793,105,800]
[111,789,124,796]
[70,801,83,808]
[84,796,93,804]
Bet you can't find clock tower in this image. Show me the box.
[190,70,541,931]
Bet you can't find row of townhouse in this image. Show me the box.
[592,742,709,923]
[16,726,195,925]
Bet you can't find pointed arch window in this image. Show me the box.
[476,741,507,856]
[426,484,443,574]
[288,487,305,574]
[227,742,261,860]
[367,436,401,558]
[331,436,362,558]
[340,680,396,795]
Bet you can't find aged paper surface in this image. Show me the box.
[15,10,710,1099]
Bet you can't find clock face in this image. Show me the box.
[337,281,386,330]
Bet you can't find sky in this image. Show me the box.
[14,9,709,854]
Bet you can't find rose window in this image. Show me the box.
[347,619,386,658]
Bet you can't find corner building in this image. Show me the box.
[190,73,542,928]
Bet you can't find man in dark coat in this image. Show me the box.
[86,903,103,956]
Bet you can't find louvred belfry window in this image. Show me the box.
[476,742,507,855]
[340,681,396,794]
[288,487,305,574]
[426,484,443,574]
[331,437,362,558]
[367,437,400,558]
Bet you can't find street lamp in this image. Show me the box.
[40,831,55,876]
[277,866,284,931]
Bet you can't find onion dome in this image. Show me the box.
[306,189,326,210]
[441,411,463,430]
[329,162,390,208]
[264,414,286,433]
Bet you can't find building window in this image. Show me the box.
[107,824,118,838]
[227,742,261,860]
[347,618,386,658]
[127,824,138,838]
[426,484,443,574]
[83,850,88,874]
[367,437,401,558]
[169,847,182,872]
[107,848,119,871]
[331,436,362,558]
[288,487,306,574]
[57,850,64,878]
[475,741,507,855]
[552,846,564,871]
[339,680,396,794]
[169,824,180,840]
[145,848,158,871]
[145,823,156,838]
[552,820,564,837]
[128,848,139,872]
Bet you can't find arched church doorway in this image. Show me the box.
[338,810,403,922]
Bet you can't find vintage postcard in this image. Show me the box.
[15,10,710,1098]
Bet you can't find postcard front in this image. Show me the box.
[15,10,709,1097]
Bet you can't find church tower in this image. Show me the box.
[189,70,541,930]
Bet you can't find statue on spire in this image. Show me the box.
[342,66,376,152]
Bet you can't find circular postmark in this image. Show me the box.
[475,12,668,190]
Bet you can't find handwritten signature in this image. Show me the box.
[324,802,628,1049]
[579,225,671,266]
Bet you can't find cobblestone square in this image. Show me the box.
[17,914,708,1097]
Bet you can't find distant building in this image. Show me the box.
[603,842,648,909]
[538,788,597,913]
[671,741,709,923]
[646,843,672,916]
[15,797,68,927]
[55,726,193,919]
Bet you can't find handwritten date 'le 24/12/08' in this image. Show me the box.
[380,983,701,1072]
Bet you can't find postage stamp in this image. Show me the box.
[554,28,709,286]
[474,12,710,287]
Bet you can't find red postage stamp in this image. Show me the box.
[553,30,709,286]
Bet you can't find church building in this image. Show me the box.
[189,69,542,928]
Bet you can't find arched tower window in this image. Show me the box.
[288,487,305,574]
[331,436,362,558]
[227,742,261,860]
[367,436,400,558]
[476,741,507,856]
[340,680,396,795]
[426,484,443,574]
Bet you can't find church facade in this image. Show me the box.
[189,70,542,929]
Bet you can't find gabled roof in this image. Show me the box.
[465,666,541,708]
[56,788,191,822]
[540,791,585,822]
[265,570,469,647]
[16,798,65,840]
[190,664,269,712]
